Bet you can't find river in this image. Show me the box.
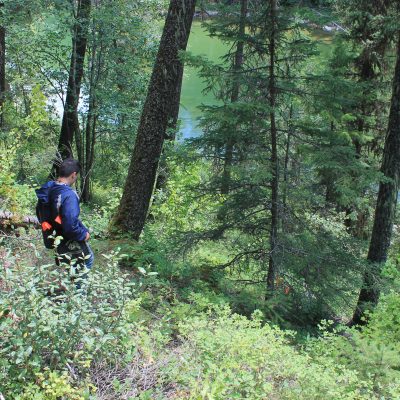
[179,21,333,139]
[179,21,228,139]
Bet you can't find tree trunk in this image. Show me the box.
[0,2,5,128]
[351,33,400,325]
[282,104,293,216]
[221,0,247,195]
[113,0,196,239]
[81,99,97,202]
[155,0,199,190]
[55,0,91,162]
[266,0,278,295]
[79,38,101,203]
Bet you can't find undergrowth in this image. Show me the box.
[1,234,400,399]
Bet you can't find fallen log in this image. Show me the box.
[0,210,40,231]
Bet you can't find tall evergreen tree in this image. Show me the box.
[220,0,247,195]
[266,0,279,294]
[113,0,196,239]
[332,0,391,237]
[185,1,330,306]
[352,32,400,325]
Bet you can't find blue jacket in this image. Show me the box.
[35,181,88,242]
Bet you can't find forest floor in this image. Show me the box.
[2,228,400,399]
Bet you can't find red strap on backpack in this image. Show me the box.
[41,221,52,231]
[41,215,61,233]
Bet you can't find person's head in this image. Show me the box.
[57,158,81,186]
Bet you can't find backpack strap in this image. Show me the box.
[41,221,53,231]
[49,189,63,226]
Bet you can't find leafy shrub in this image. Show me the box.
[2,234,399,399]
[306,319,400,399]
[16,369,90,400]
[304,263,400,399]
[82,185,122,238]
[305,262,400,400]
[0,86,55,215]
[157,306,379,399]
[0,247,138,398]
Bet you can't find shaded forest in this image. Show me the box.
[1,0,400,398]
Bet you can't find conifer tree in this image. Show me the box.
[186,0,319,302]
[352,31,400,325]
[332,0,391,237]
[266,0,279,294]
[221,0,247,195]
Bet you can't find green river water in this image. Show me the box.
[179,21,228,138]
[179,21,333,139]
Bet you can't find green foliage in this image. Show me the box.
[0,245,138,398]
[304,264,400,398]
[81,185,122,238]
[1,236,400,398]
[306,319,400,398]
[16,370,89,400]
[0,86,53,213]
[158,306,378,399]
[77,0,161,192]
[152,145,219,236]
[4,0,160,199]
[12,85,57,184]
[2,0,400,397]
[170,0,373,327]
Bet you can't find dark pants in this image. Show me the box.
[56,240,94,288]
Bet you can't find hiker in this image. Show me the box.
[35,158,94,287]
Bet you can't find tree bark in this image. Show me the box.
[113,0,196,239]
[79,37,101,203]
[80,98,97,202]
[155,0,198,190]
[266,0,278,295]
[0,2,5,128]
[351,32,400,325]
[221,0,247,195]
[55,0,91,162]
[282,103,293,222]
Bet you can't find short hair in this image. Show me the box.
[58,158,81,177]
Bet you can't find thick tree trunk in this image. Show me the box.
[56,0,91,162]
[351,33,400,325]
[266,0,278,294]
[155,1,198,190]
[221,0,247,194]
[0,2,5,128]
[113,0,196,239]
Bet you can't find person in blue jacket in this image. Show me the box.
[36,158,94,280]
